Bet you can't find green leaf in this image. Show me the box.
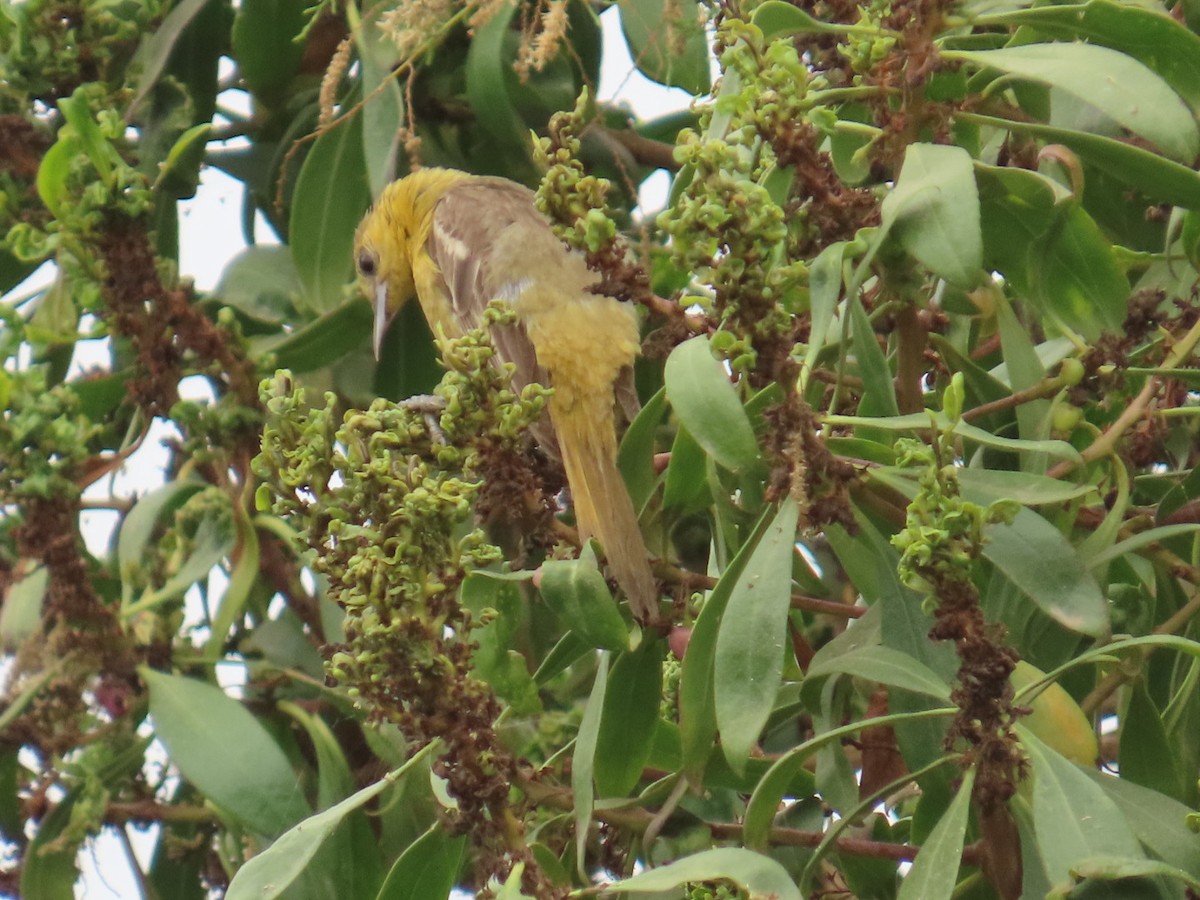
[350,3,407,197]
[983,508,1109,637]
[572,653,608,880]
[945,44,1199,162]
[1084,770,1200,873]
[375,824,466,900]
[806,645,953,701]
[1086,523,1200,569]
[1018,726,1144,887]
[465,1,536,172]
[539,557,630,652]
[20,787,80,900]
[662,424,711,514]
[1,563,46,648]
[36,134,77,218]
[57,88,115,181]
[617,0,711,94]
[205,508,261,657]
[715,497,800,775]
[1119,681,1185,801]
[231,0,306,105]
[678,504,776,781]
[269,297,373,373]
[143,668,311,836]
[461,574,541,715]
[1030,203,1128,340]
[753,0,846,37]
[618,386,666,514]
[880,143,983,286]
[116,480,210,603]
[289,121,370,313]
[594,640,663,798]
[608,847,801,900]
[895,467,1093,506]
[967,111,1200,210]
[1064,857,1200,893]
[129,0,214,116]
[897,765,976,900]
[214,245,301,325]
[665,335,761,474]
[848,293,899,418]
[225,751,433,900]
[975,1,1200,112]
[802,240,847,378]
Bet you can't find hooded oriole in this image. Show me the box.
[354,168,659,624]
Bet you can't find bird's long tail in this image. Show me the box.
[550,391,659,624]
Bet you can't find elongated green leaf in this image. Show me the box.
[231,0,305,105]
[823,411,1082,461]
[743,706,955,849]
[1084,770,1200,873]
[205,508,260,657]
[1087,523,1200,569]
[1018,726,1144,887]
[1066,857,1200,893]
[715,498,800,774]
[881,143,982,286]
[465,1,534,170]
[618,386,666,513]
[983,509,1108,637]
[678,504,776,780]
[351,3,406,197]
[269,297,373,373]
[965,111,1200,210]
[225,752,431,900]
[0,563,45,648]
[665,335,761,474]
[20,788,79,900]
[375,824,466,900]
[662,424,710,514]
[594,640,663,798]
[539,557,630,652]
[129,0,214,115]
[806,645,952,701]
[618,0,711,94]
[461,575,541,715]
[975,1,1200,111]
[946,44,1198,161]
[897,766,976,900]
[802,240,847,379]
[289,121,370,313]
[849,294,899,418]
[609,847,801,900]
[143,668,311,836]
[1031,203,1128,340]
[1120,681,1185,801]
[573,653,608,879]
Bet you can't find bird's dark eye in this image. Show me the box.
[358,251,377,277]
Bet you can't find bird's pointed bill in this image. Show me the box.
[373,283,391,360]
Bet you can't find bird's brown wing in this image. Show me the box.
[424,177,560,452]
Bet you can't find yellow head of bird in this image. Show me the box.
[353,168,469,358]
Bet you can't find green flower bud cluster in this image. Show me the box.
[837,0,898,78]
[658,18,810,370]
[169,394,263,470]
[255,316,547,727]
[890,436,1017,598]
[0,0,162,105]
[685,881,749,900]
[533,89,619,254]
[0,368,101,504]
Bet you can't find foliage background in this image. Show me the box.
[2,0,1200,898]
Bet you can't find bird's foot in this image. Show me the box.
[399,394,447,444]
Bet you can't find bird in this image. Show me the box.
[353,168,659,624]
